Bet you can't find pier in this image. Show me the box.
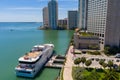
[45,55,66,69]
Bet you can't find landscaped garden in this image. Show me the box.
[79,32,94,37]
[72,67,120,80]
[103,45,120,55]
[87,51,101,55]
[73,57,120,80]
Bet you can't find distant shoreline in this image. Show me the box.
[37,26,67,30]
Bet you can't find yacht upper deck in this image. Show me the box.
[19,51,42,62]
[18,44,54,62]
[18,45,45,62]
[24,51,41,59]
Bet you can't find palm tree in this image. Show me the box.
[103,69,119,80]
[88,70,101,80]
[99,59,105,68]
[102,63,107,69]
[107,60,113,70]
[118,65,120,71]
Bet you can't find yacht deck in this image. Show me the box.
[24,51,41,59]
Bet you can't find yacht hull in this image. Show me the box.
[15,44,54,78]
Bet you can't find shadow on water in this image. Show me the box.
[34,68,45,79]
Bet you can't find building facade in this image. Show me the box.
[43,7,49,28]
[78,0,88,30]
[74,32,99,49]
[48,0,58,29]
[58,18,67,29]
[87,0,120,47]
[68,11,78,29]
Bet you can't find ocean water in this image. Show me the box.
[0,22,74,80]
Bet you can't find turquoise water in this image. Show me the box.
[0,22,74,80]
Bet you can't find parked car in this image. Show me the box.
[113,64,118,69]
[115,53,120,58]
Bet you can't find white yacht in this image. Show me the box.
[15,44,54,78]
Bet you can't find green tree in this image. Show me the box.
[81,57,86,67]
[107,60,113,70]
[72,67,85,80]
[87,70,100,80]
[85,60,92,67]
[104,45,110,54]
[93,51,101,55]
[118,65,120,71]
[103,69,119,80]
[104,45,120,55]
[89,45,99,50]
[102,63,108,69]
[74,58,81,65]
[99,59,105,65]
[110,46,119,54]
[74,73,85,80]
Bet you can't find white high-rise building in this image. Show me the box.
[43,7,49,28]
[87,0,120,47]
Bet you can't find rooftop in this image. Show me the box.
[75,29,95,37]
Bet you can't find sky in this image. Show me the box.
[0,0,78,22]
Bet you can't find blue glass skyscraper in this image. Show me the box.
[78,0,88,30]
[48,0,58,29]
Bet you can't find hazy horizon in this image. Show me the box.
[0,0,78,22]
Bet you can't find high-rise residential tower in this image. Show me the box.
[68,11,78,29]
[78,0,88,30]
[87,0,120,47]
[58,18,67,29]
[43,7,49,28]
[48,0,58,29]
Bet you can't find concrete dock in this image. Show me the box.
[45,55,66,68]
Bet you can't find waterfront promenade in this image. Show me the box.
[63,46,73,80]
[63,46,120,80]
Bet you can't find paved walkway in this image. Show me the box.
[63,46,73,80]
[63,46,120,80]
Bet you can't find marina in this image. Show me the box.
[0,22,74,80]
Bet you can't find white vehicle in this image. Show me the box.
[15,44,54,78]
[115,53,120,58]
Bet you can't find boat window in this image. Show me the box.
[19,71,31,74]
